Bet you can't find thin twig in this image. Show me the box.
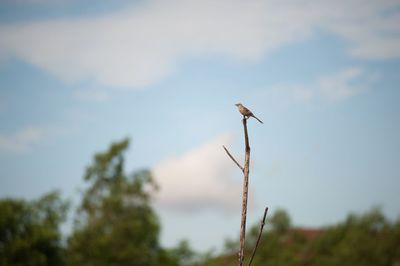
[223,145,244,172]
[238,117,251,266]
[248,207,269,266]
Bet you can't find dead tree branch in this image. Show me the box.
[238,117,251,266]
[223,145,244,172]
[248,207,269,266]
[224,109,264,266]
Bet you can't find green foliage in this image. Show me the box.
[268,208,291,234]
[203,208,400,266]
[309,207,400,266]
[66,138,177,266]
[168,239,199,266]
[0,191,69,266]
[223,237,239,255]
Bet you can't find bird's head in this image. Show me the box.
[235,103,242,107]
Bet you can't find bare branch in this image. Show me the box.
[248,207,269,266]
[223,145,244,172]
[238,117,251,266]
[226,107,262,266]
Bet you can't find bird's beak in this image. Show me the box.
[235,103,239,106]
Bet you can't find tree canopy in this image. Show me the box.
[66,138,177,266]
[0,191,68,266]
[203,208,400,266]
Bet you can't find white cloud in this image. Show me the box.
[153,133,242,212]
[0,124,71,153]
[0,127,47,153]
[264,67,366,107]
[0,0,398,88]
[319,67,363,101]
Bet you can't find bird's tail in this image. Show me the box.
[253,115,263,124]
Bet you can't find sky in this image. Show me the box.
[0,0,400,252]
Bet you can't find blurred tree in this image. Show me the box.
[169,239,198,266]
[0,191,69,266]
[66,138,177,266]
[309,207,400,266]
[202,207,400,266]
[223,237,239,255]
[269,208,291,234]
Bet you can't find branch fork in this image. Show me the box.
[223,116,268,265]
[223,145,244,173]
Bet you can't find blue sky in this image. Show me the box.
[0,0,400,252]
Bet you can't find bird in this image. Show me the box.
[235,103,263,124]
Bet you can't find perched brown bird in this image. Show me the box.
[235,103,263,124]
